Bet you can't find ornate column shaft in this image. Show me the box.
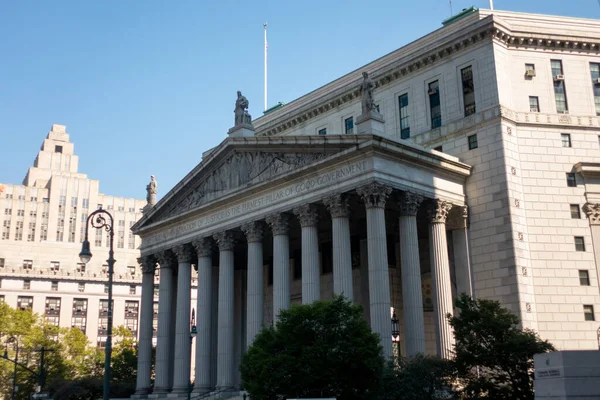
[193,238,213,393]
[214,231,236,389]
[171,245,195,393]
[135,256,156,395]
[266,214,291,322]
[154,251,176,393]
[397,192,426,356]
[428,199,455,359]
[324,194,353,300]
[241,222,264,346]
[293,205,321,304]
[357,182,393,360]
[583,203,600,288]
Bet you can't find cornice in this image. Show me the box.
[254,14,600,138]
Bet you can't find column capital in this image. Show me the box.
[446,205,468,230]
[155,251,176,269]
[583,203,600,225]
[397,191,424,216]
[266,213,291,236]
[213,231,236,251]
[138,255,156,274]
[173,244,195,263]
[357,181,392,209]
[241,221,265,243]
[427,199,453,224]
[192,237,213,257]
[323,193,350,218]
[293,204,319,227]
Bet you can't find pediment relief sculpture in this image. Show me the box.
[160,151,330,220]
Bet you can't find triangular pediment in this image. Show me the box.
[138,137,356,228]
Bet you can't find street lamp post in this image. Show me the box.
[391,309,400,360]
[188,308,197,400]
[4,337,19,400]
[79,207,115,400]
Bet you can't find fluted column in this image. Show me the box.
[214,231,236,390]
[293,205,320,304]
[171,245,195,393]
[357,182,393,360]
[192,238,213,393]
[428,199,455,359]
[397,192,426,356]
[154,251,176,393]
[583,203,600,288]
[324,194,353,300]
[266,213,291,322]
[135,256,156,395]
[241,222,265,346]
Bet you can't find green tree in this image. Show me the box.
[241,296,384,400]
[449,295,555,399]
[111,325,138,383]
[379,355,456,400]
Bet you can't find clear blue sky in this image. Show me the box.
[1,0,598,201]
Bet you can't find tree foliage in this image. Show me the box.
[449,295,555,399]
[241,296,384,400]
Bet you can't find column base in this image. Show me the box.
[166,393,191,398]
[131,393,149,399]
[192,386,213,394]
[150,388,170,395]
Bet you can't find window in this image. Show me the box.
[561,133,571,148]
[128,265,136,276]
[17,296,33,311]
[129,285,136,295]
[397,93,410,139]
[4,208,11,215]
[428,81,441,128]
[78,282,85,292]
[525,63,536,77]
[97,204,102,210]
[0,258,4,268]
[570,204,581,219]
[468,134,478,150]
[50,261,60,271]
[551,60,568,113]
[318,128,327,136]
[118,220,125,227]
[23,280,31,290]
[46,297,61,312]
[82,199,89,209]
[529,96,540,112]
[125,301,139,316]
[107,205,113,210]
[51,281,58,291]
[566,173,576,187]
[591,63,600,115]
[104,284,109,294]
[583,305,595,321]
[128,207,135,213]
[579,270,590,286]
[72,316,87,333]
[461,66,476,116]
[23,259,33,270]
[76,263,86,273]
[118,206,124,212]
[73,298,88,313]
[434,146,443,152]
[344,117,354,134]
[55,145,63,153]
[574,236,586,252]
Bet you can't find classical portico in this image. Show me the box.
[132,132,472,396]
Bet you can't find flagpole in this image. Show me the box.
[489,0,494,10]
[264,23,268,112]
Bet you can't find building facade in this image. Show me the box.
[130,8,600,397]
[0,124,150,347]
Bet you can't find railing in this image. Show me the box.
[0,266,143,283]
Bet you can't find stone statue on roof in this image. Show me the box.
[359,71,377,115]
[234,91,252,126]
[146,175,157,206]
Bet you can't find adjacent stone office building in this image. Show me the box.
[0,124,150,347]
[130,7,600,397]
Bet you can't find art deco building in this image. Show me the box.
[129,7,600,397]
[0,124,149,347]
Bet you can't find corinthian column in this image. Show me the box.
[583,203,600,288]
[266,213,291,322]
[192,238,213,394]
[171,245,195,393]
[357,181,393,360]
[241,221,264,346]
[293,205,320,304]
[324,194,353,300]
[154,251,176,393]
[397,192,426,356]
[214,231,236,390]
[427,199,455,359]
[135,255,156,395]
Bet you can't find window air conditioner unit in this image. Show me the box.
[428,88,438,96]
[553,74,565,81]
[525,70,536,77]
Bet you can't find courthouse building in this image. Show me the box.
[130,7,600,397]
[0,124,150,347]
